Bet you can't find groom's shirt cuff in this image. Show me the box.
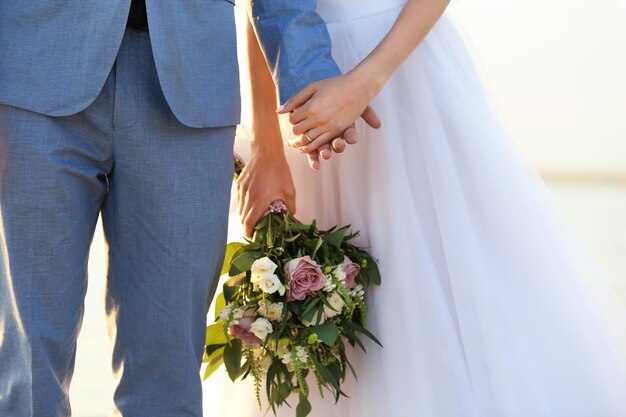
[250,0,341,104]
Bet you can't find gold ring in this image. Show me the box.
[304,131,314,144]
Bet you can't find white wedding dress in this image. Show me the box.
[202,1,626,416]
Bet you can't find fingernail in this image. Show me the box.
[321,150,331,159]
[276,105,285,113]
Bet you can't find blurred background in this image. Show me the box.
[70,0,626,415]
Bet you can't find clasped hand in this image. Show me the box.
[238,72,382,237]
[277,71,382,170]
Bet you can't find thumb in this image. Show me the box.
[361,105,382,129]
[277,83,317,114]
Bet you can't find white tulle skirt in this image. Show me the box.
[202,5,626,417]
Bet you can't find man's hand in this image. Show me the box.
[237,147,296,238]
[293,123,359,170]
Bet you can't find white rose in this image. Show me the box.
[256,273,284,295]
[250,273,262,291]
[250,317,273,341]
[251,257,278,275]
[324,292,345,318]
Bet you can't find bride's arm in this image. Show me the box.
[237,16,296,237]
[279,0,451,151]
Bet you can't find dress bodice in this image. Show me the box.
[315,0,406,23]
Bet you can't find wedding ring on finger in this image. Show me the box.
[304,131,314,144]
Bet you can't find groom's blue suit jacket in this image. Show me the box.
[0,0,340,128]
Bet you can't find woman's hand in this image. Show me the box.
[237,144,296,238]
[277,70,382,153]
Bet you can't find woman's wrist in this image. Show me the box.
[250,130,285,158]
[348,59,391,100]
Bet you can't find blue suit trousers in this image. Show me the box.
[0,30,235,417]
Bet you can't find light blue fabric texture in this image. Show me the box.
[0,30,236,417]
[0,0,340,127]
[249,0,341,103]
[0,2,341,415]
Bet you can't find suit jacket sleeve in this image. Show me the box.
[249,0,341,104]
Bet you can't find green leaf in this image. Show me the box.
[223,273,248,301]
[202,346,225,380]
[311,321,340,347]
[257,214,270,229]
[301,298,321,323]
[205,342,227,358]
[327,361,343,385]
[266,361,277,400]
[223,339,243,381]
[310,355,340,392]
[267,214,274,247]
[221,242,245,275]
[284,232,302,243]
[317,290,339,314]
[324,226,348,248]
[205,322,228,345]
[304,237,324,259]
[296,394,312,417]
[213,293,226,321]
[274,381,293,407]
[286,222,311,233]
[342,325,366,352]
[343,320,382,347]
[228,250,263,276]
[363,257,381,285]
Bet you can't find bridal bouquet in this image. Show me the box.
[203,160,382,417]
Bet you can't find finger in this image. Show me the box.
[285,195,297,215]
[277,84,317,114]
[331,138,346,153]
[298,131,335,154]
[243,213,256,239]
[306,150,321,171]
[287,125,326,148]
[242,197,268,239]
[288,101,312,125]
[319,143,332,160]
[292,116,320,136]
[286,137,304,149]
[342,124,358,145]
[238,189,245,217]
[236,176,247,217]
[361,105,382,129]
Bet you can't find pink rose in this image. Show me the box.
[341,257,361,289]
[229,316,262,345]
[284,256,326,301]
